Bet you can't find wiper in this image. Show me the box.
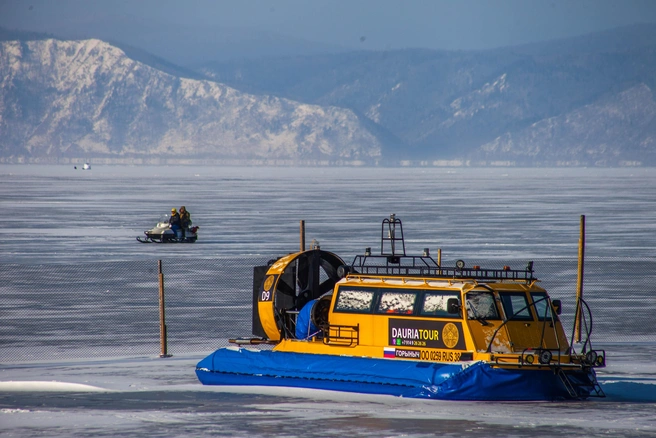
[475,316,490,326]
[468,305,490,326]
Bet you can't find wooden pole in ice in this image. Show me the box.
[159,260,171,358]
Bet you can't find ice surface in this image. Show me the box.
[1,165,656,437]
[1,353,656,437]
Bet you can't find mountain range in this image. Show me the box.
[0,37,383,165]
[1,24,655,166]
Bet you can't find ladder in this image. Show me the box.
[556,367,606,399]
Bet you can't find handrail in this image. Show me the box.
[322,323,359,346]
[569,298,595,354]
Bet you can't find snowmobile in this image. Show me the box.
[136,215,199,243]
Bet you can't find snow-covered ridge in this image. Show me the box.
[479,83,656,165]
[0,39,383,162]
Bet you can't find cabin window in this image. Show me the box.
[466,291,500,320]
[531,292,558,321]
[376,291,416,314]
[499,292,533,320]
[420,291,461,318]
[334,288,375,313]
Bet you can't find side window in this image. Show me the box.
[421,291,461,318]
[376,291,416,314]
[500,292,533,321]
[466,291,500,320]
[334,288,375,313]
[531,292,558,321]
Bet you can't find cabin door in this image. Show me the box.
[499,291,570,351]
[465,290,511,353]
[529,292,570,350]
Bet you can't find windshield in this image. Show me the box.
[531,292,558,321]
[499,292,533,321]
[466,291,500,320]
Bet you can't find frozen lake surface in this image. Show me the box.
[1,352,656,438]
[1,165,656,437]
[2,165,655,263]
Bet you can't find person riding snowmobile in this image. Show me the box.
[169,208,182,239]
[179,206,191,239]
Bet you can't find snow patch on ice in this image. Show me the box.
[0,381,112,392]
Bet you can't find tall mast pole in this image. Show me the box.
[574,215,585,343]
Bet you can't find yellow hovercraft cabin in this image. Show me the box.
[196,215,606,401]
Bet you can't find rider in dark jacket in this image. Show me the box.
[179,206,191,239]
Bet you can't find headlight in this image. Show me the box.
[538,349,552,365]
[585,350,605,367]
[596,354,606,367]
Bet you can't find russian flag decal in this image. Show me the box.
[383,347,396,358]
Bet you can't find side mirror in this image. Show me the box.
[552,299,562,315]
[447,298,461,315]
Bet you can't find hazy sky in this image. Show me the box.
[2,0,656,51]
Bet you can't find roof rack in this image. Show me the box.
[348,254,535,281]
[346,215,536,282]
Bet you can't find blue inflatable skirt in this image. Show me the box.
[196,347,596,401]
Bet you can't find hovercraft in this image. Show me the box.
[196,215,605,401]
[136,216,198,243]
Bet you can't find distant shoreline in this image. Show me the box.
[0,157,648,168]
